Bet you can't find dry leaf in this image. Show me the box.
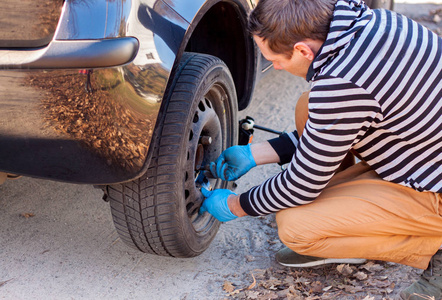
[365,278,392,288]
[322,285,333,292]
[336,264,353,276]
[295,276,310,285]
[248,273,257,290]
[258,291,278,299]
[252,269,267,280]
[246,255,255,262]
[362,296,375,300]
[245,291,260,299]
[288,285,299,295]
[223,281,235,293]
[310,281,323,293]
[361,261,384,273]
[284,276,296,286]
[277,288,290,298]
[20,213,35,218]
[354,271,368,280]
[261,276,281,289]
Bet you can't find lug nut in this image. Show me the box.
[199,136,212,145]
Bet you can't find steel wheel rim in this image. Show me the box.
[184,86,228,233]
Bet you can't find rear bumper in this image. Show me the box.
[0,65,163,184]
[0,38,139,69]
[0,0,186,184]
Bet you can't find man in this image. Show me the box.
[200,0,442,298]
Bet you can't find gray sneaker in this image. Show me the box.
[275,247,366,267]
[399,250,442,300]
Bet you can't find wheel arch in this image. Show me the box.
[166,0,259,111]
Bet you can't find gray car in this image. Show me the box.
[0,0,393,258]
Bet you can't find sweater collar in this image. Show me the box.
[306,0,373,81]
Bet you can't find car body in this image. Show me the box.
[0,0,267,184]
[0,0,393,257]
[0,0,272,257]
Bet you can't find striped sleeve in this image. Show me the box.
[239,78,381,216]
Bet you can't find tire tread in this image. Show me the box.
[107,53,234,257]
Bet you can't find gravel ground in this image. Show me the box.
[0,1,441,300]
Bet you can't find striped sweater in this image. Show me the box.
[240,0,442,216]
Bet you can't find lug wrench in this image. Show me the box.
[240,116,283,135]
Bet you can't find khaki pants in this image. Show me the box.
[276,93,442,269]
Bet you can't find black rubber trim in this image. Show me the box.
[0,37,139,69]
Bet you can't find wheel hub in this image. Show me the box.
[184,98,223,231]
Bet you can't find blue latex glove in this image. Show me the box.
[209,144,256,181]
[200,188,237,222]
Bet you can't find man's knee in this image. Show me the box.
[276,208,318,255]
[295,91,309,135]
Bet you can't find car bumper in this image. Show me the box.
[0,64,164,184]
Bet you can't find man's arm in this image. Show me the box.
[203,138,296,220]
[250,141,280,165]
[228,194,247,217]
[225,140,295,218]
[238,78,381,216]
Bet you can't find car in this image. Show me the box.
[366,0,394,10]
[0,0,393,258]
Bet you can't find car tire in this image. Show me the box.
[107,53,238,257]
[365,0,394,10]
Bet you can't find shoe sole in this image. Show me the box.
[277,258,367,268]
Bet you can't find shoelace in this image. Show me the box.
[429,257,434,277]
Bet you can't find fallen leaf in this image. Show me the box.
[257,291,278,299]
[261,276,281,289]
[365,278,392,288]
[310,281,323,293]
[337,264,353,276]
[322,285,333,292]
[20,213,35,218]
[295,276,310,285]
[337,284,364,294]
[248,273,257,290]
[288,285,298,294]
[362,296,375,300]
[284,276,296,286]
[246,255,255,262]
[252,269,267,280]
[277,288,290,298]
[354,271,368,280]
[361,261,384,273]
[223,281,235,293]
[245,290,260,299]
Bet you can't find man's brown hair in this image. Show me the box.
[248,0,336,57]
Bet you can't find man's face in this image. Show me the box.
[253,35,313,78]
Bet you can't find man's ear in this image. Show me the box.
[293,42,316,61]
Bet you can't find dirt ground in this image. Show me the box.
[0,1,441,300]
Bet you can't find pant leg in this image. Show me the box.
[276,162,442,269]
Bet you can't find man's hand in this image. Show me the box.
[209,144,256,181]
[200,188,238,222]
